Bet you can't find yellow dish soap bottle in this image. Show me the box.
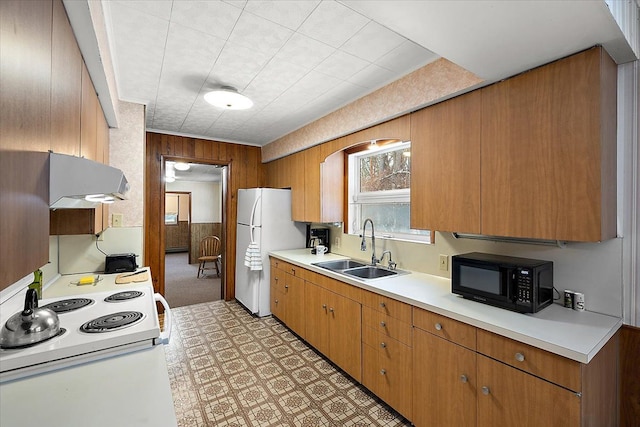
[28,269,43,299]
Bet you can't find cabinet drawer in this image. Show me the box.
[363,306,412,346]
[361,290,411,323]
[477,329,581,392]
[270,258,300,276]
[413,308,477,350]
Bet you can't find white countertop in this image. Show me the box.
[270,249,622,363]
[0,345,177,427]
[43,267,153,299]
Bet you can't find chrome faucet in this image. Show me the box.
[361,218,379,266]
[380,250,397,270]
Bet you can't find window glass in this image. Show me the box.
[348,141,430,243]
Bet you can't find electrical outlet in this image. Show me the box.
[112,213,123,227]
[439,254,449,271]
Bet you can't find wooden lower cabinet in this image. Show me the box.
[269,265,305,339]
[304,280,361,382]
[413,328,476,427]
[363,327,412,419]
[477,354,580,427]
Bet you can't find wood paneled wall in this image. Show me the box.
[165,221,189,252]
[144,132,263,299]
[190,223,223,264]
[620,325,640,426]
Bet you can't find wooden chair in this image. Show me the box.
[197,236,221,278]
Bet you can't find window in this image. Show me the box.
[348,141,430,243]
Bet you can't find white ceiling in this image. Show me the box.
[103,0,635,147]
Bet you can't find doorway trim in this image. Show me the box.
[160,155,229,300]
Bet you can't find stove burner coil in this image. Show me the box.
[80,312,144,333]
[41,298,94,314]
[104,291,144,303]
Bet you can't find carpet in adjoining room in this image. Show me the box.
[165,252,222,308]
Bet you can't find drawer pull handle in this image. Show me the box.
[482,386,490,395]
[284,285,289,289]
[380,321,386,327]
[515,352,525,362]
[380,302,386,308]
[380,369,386,375]
[380,342,387,348]
[275,299,279,304]
[275,277,278,282]
[329,307,334,313]
[460,374,468,383]
[322,304,327,310]
[435,323,442,331]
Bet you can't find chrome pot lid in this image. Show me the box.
[0,289,60,349]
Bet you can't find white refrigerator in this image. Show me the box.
[235,188,306,316]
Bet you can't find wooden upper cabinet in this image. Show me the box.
[410,91,482,234]
[80,63,98,160]
[303,144,344,223]
[289,151,306,221]
[481,46,617,242]
[50,0,81,157]
[0,0,52,290]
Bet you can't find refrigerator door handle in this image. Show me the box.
[249,195,261,243]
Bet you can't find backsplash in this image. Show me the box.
[330,228,623,318]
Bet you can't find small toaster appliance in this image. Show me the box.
[105,253,138,274]
[452,252,553,313]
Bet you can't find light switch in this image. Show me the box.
[439,254,448,271]
[112,213,123,227]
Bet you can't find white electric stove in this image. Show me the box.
[0,283,171,383]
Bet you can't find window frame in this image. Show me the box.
[347,141,431,243]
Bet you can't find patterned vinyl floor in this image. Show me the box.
[164,300,412,427]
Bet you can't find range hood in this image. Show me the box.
[49,152,130,209]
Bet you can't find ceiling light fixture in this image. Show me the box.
[174,162,190,171]
[204,86,253,110]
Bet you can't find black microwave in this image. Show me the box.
[452,252,553,313]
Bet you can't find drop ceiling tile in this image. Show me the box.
[170,0,242,40]
[298,0,369,48]
[111,0,172,20]
[273,33,336,69]
[109,3,169,102]
[207,42,272,90]
[341,21,406,62]
[374,40,439,73]
[292,70,343,98]
[315,50,370,80]
[228,12,293,57]
[159,23,226,89]
[347,63,397,89]
[244,0,321,30]
[243,59,310,105]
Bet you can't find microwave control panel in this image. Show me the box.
[515,268,533,304]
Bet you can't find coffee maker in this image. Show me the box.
[306,225,330,254]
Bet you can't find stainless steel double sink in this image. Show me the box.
[311,259,409,281]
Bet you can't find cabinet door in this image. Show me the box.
[284,274,305,339]
[413,329,476,427]
[270,268,286,321]
[378,334,412,419]
[304,281,329,356]
[481,46,616,241]
[477,355,580,427]
[0,0,51,289]
[289,151,305,221]
[304,145,322,223]
[328,291,361,382]
[410,90,481,233]
[80,63,98,160]
[50,0,81,157]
